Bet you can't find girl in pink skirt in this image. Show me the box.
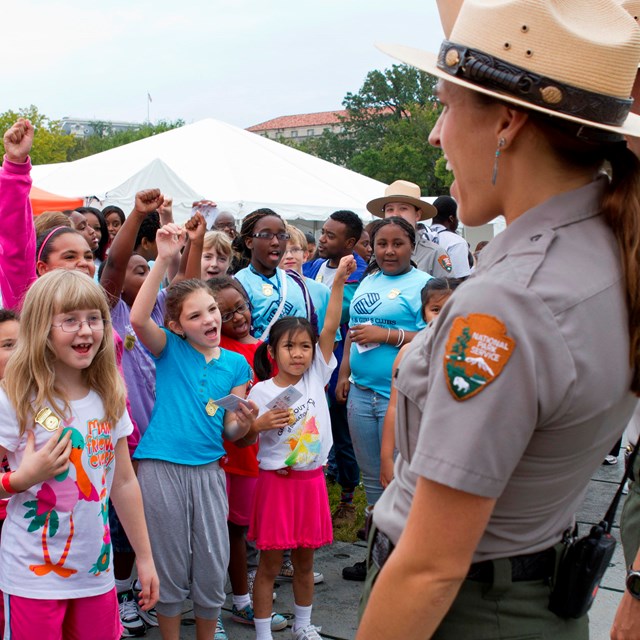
[244,255,356,640]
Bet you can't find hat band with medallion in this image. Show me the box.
[437,41,632,127]
[377,0,640,138]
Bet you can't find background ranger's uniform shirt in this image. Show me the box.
[413,229,453,278]
[375,178,637,562]
[431,223,472,278]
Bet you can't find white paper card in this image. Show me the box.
[354,321,381,353]
[213,394,252,413]
[266,385,303,410]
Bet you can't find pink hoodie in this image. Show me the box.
[0,155,35,311]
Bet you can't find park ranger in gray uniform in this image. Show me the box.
[355,0,640,639]
[367,180,453,278]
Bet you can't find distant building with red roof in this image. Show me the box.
[247,110,347,142]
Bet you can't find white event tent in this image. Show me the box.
[31,119,389,224]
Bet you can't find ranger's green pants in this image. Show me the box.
[621,448,640,567]
[359,526,588,639]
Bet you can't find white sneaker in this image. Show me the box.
[118,590,146,637]
[277,560,324,584]
[136,603,158,627]
[131,580,158,627]
[292,624,323,640]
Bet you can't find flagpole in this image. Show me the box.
[147,91,150,123]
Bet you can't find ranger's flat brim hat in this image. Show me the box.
[367,180,437,220]
[378,0,640,138]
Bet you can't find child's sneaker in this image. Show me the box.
[215,615,228,640]
[136,604,158,628]
[131,580,158,628]
[292,624,323,640]
[277,560,324,584]
[118,590,146,637]
[231,604,288,631]
[248,569,277,601]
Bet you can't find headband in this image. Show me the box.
[37,226,69,263]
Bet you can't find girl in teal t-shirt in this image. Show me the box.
[130,220,257,640]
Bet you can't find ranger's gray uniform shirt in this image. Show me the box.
[413,231,453,278]
[374,177,637,562]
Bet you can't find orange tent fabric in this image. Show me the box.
[29,186,83,217]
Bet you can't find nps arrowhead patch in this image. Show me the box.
[443,314,515,401]
[438,254,453,273]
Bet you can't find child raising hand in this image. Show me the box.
[245,255,356,640]
[130,222,258,640]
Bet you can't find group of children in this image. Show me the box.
[0,118,460,640]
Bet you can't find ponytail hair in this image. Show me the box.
[469,96,640,394]
[601,143,640,393]
[254,341,273,381]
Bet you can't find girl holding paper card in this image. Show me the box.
[244,255,356,640]
[130,223,258,640]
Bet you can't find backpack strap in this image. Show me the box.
[257,271,288,342]
[285,269,319,336]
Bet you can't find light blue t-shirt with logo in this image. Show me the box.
[235,266,308,339]
[349,268,431,398]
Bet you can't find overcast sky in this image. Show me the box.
[5,1,444,130]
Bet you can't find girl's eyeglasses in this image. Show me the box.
[52,317,107,333]
[251,231,290,241]
[220,303,250,323]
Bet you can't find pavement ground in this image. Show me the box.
[142,459,629,640]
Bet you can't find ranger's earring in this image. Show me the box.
[492,137,506,186]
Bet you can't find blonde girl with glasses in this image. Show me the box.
[0,270,157,640]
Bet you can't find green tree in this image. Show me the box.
[0,106,75,164]
[285,64,453,195]
[348,103,446,193]
[341,64,439,149]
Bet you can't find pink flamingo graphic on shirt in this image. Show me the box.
[22,425,100,578]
